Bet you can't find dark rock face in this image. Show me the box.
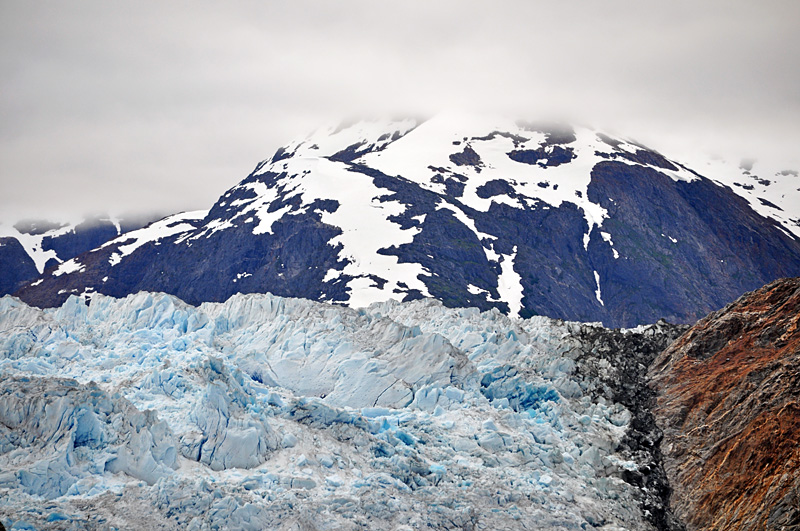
[50,210,348,308]
[449,145,483,168]
[507,145,576,167]
[0,238,38,296]
[573,321,688,531]
[40,219,128,261]
[585,162,800,326]
[475,179,515,199]
[649,277,800,531]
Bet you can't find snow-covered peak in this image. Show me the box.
[257,113,700,241]
[12,112,800,328]
[254,111,800,245]
[231,113,706,314]
[262,117,420,165]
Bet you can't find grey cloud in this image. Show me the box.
[2,0,799,219]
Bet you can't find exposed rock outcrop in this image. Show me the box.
[650,277,800,531]
[575,321,688,531]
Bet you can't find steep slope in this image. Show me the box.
[0,291,686,530]
[0,238,37,297]
[14,114,800,327]
[649,277,800,531]
[0,214,160,296]
[679,155,800,238]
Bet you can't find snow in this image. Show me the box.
[593,270,604,306]
[0,223,61,273]
[215,179,287,237]
[104,210,207,259]
[0,291,662,529]
[51,258,85,277]
[322,268,340,282]
[252,204,292,235]
[305,159,431,306]
[600,231,620,259]
[261,118,419,163]
[233,156,433,306]
[357,111,679,249]
[466,284,488,296]
[495,246,523,318]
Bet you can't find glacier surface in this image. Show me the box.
[0,291,678,530]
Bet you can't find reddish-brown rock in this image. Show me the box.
[649,277,800,531]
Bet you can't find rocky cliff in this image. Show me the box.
[650,277,800,531]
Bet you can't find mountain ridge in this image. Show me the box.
[0,213,163,297]
[9,114,800,327]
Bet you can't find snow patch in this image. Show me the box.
[253,205,292,235]
[270,157,432,306]
[593,270,604,306]
[600,231,619,259]
[105,211,206,258]
[232,272,252,283]
[52,258,85,277]
[496,246,523,318]
[0,223,59,273]
[466,284,488,296]
[322,268,341,282]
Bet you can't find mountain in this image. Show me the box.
[12,113,800,327]
[0,290,686,530]
[650,277,800,531]
[0,214,161,297]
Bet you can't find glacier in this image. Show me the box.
[0,291,684,530]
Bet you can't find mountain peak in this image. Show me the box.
[10,115,800,327]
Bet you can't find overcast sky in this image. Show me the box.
[2,1,799,220]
